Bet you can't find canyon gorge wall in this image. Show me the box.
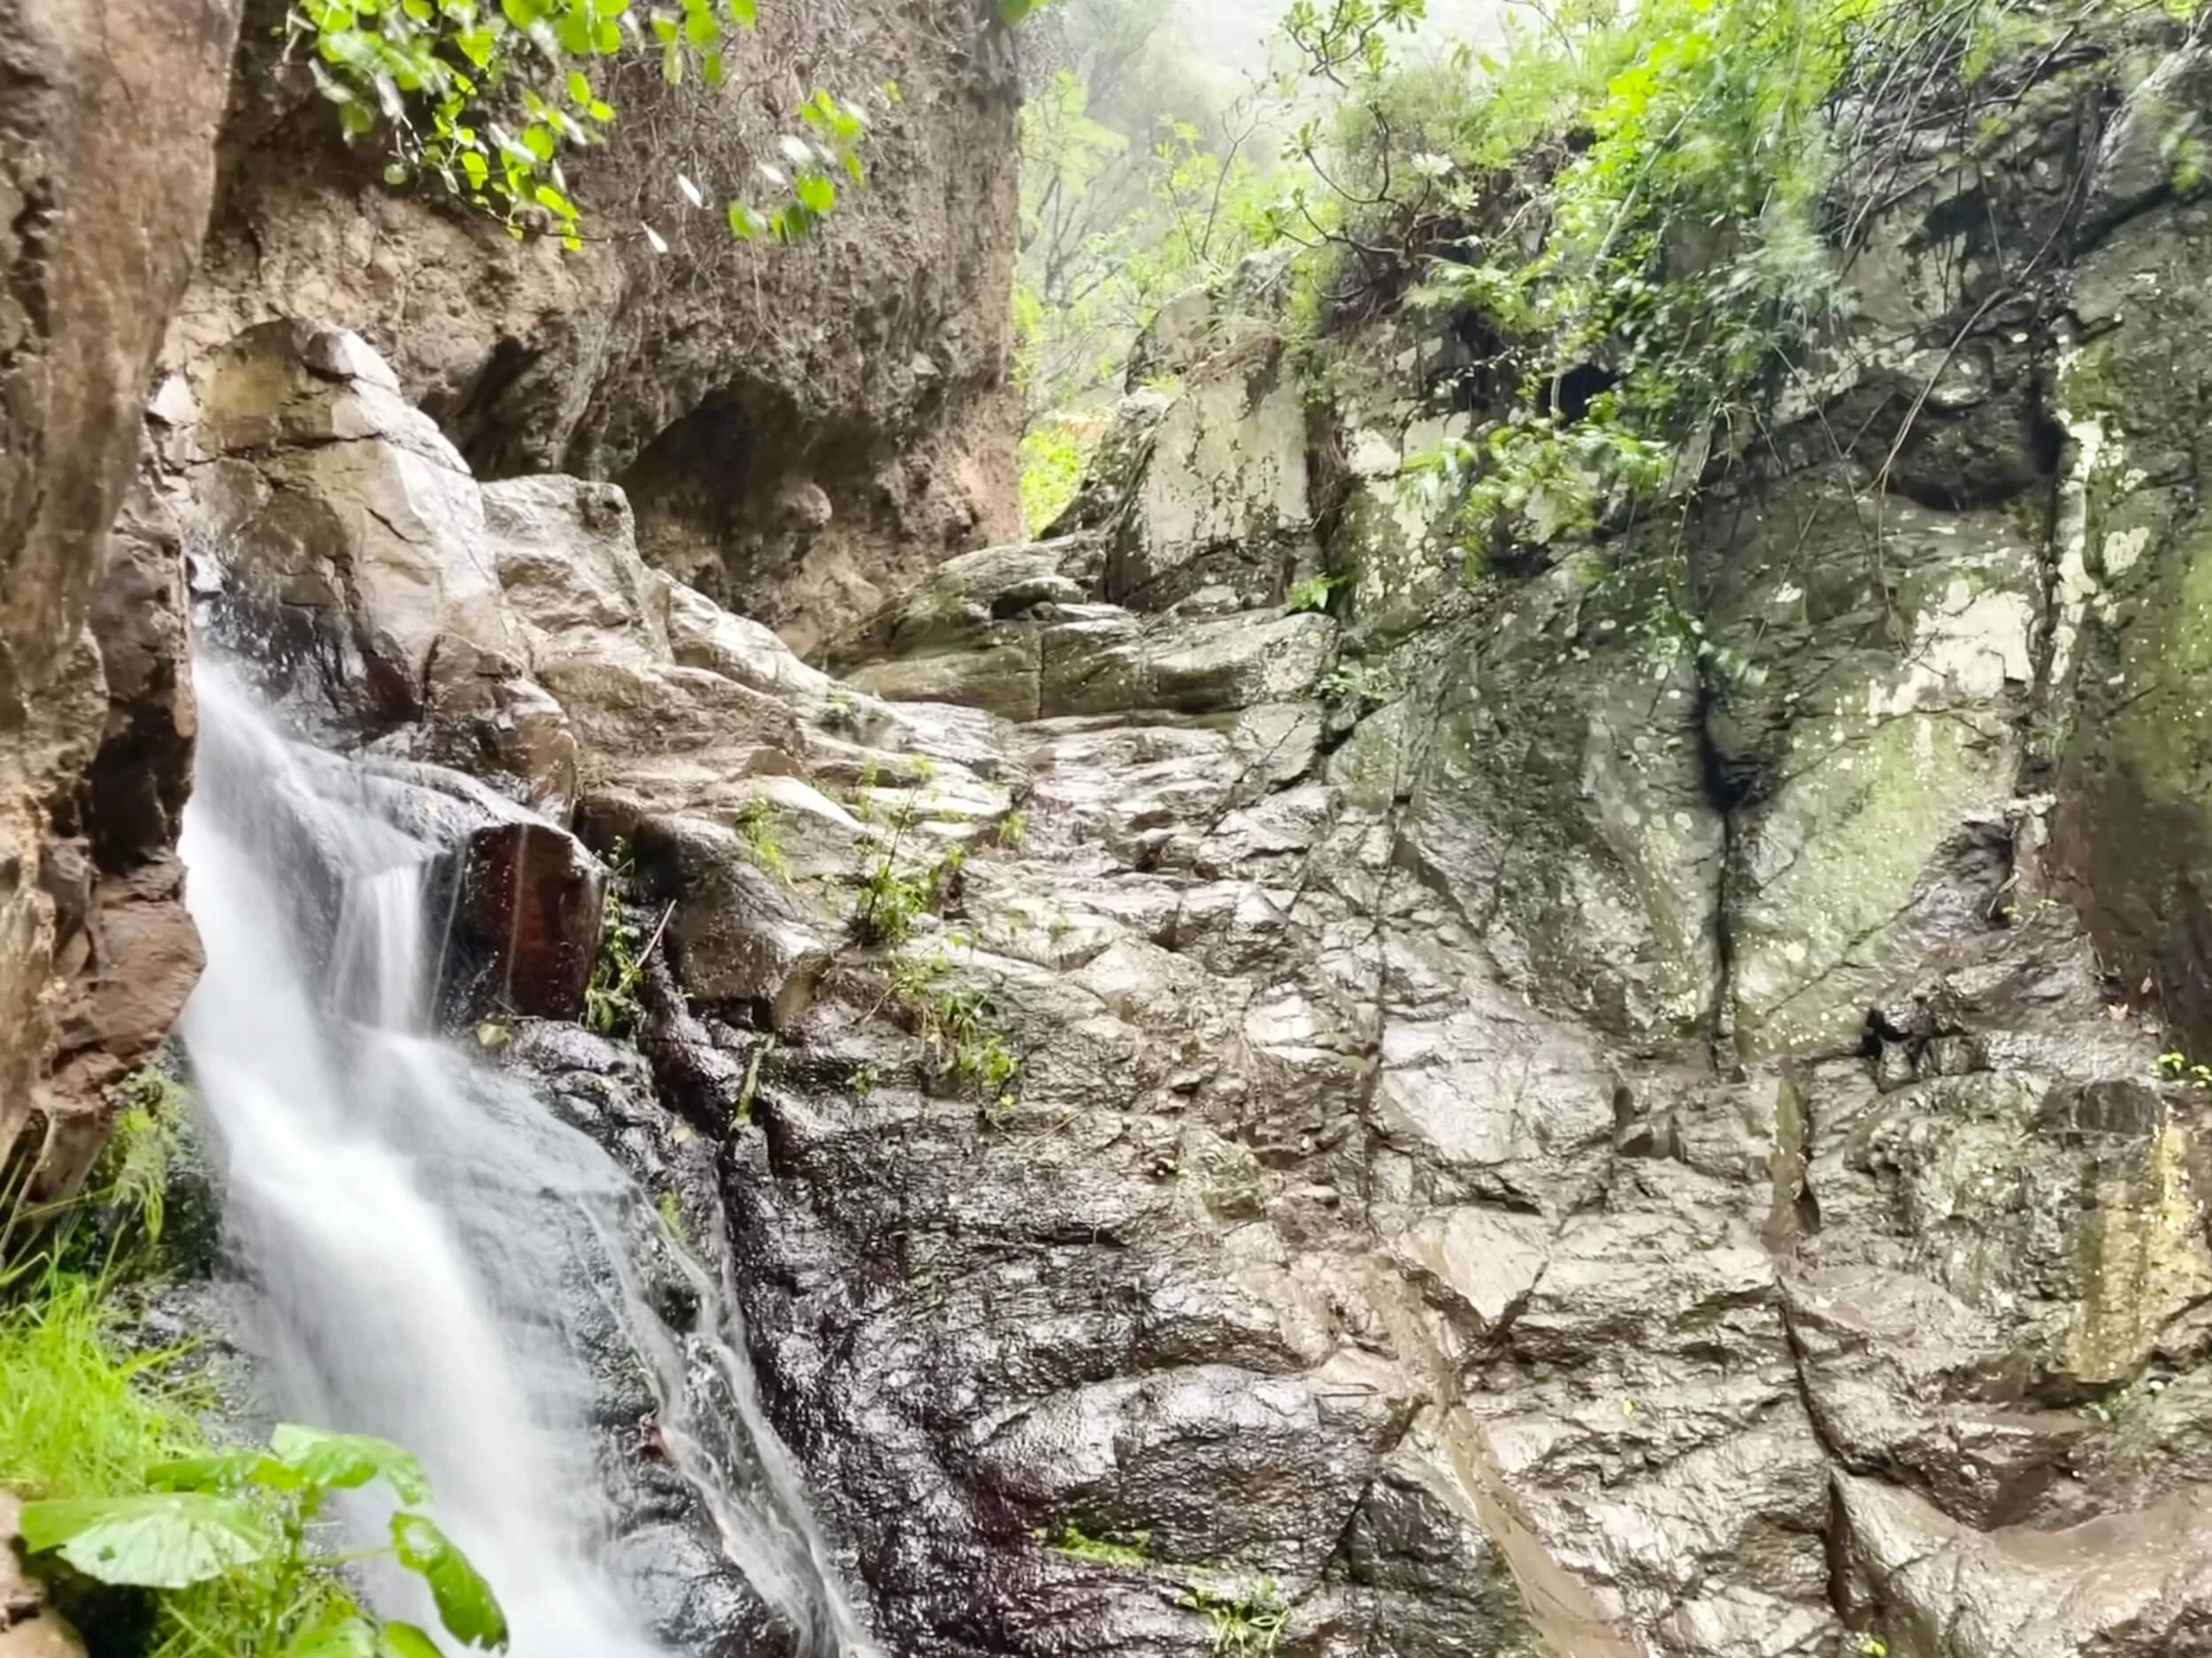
[10,6,2212,1658]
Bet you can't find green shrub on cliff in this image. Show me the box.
[1281,0,2157,567]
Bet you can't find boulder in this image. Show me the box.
[625,816,833,1034]
[175,319,524,735]
[431,823,605,1023]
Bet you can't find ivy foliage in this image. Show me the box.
[287,0,872,247]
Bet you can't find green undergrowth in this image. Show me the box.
[1,1076,505,1658]
[833,772,1023,1113]
[1301,0,2191,573]
[1179,1574,1291,1656]
[888,946,1020,1117]
[585,841,650,1039]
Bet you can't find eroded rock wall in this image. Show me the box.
[0,0,236,1197]
[105,13,2212,1658]
[180,0,1023,651]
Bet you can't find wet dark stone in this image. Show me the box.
[432,822,604,1021]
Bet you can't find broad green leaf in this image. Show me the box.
[283,1610,380,1658]
[17,1494,275,1589]
[149,1448,300,1493]
[391,1513,509,1651]
[377,1624,443,1658]
[795,173,836,214]
[272,1424,434,1505]
[726,202,766,240]
[727,0,755,22]
[565,70,592,103]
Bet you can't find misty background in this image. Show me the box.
[1013,0,1517,530]
[1165,0,1509,77]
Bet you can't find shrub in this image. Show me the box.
[0,1269,504,1658]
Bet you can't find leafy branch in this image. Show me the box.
[286,0,872,247]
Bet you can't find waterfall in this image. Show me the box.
[177,662,870,1658]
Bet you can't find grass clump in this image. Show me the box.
[887,949,1021,1117]
[732,800,792,885]
[1038,1521,1151,1569]
[0,1270,204,1508]
[1179,1574,1290,1656]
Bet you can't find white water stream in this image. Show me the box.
[177,664,869,1658]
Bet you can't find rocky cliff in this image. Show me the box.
[0,0,235,1204]
[16,6,2212,1658]
[179,0,1023,652]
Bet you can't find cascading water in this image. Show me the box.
[177,661,871,1658]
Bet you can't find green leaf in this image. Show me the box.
[727,0,755,22]
[391,1513,509,1651]
[148,1448,300,1493]
[566,69,592,104]
[795,173,836,214]
[283,1611,380,1658]
[726,201,766,239]
[17,1494,276,1590]
[376,1625,443,1658]
[271,1424,434,1505]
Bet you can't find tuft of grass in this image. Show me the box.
[733,799,791,884]
[1179,1575,1290,1657]
[0,1270,203,1504]
[1285,572,1340,615]
[1039,1522,1150,1569]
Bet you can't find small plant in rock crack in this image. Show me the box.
[18,1423,507,1658]
[1179,1574,1288,1657]
[731,799,791,885]
[584,884,646,1037]
[655,1190,691,1249]
[1037,1521,1150,1569]
[990,810,1030,852]
[2154,1051,2212,1092]
[584,857,675,1040]
[887,951,1019,1117]
[849,788,967,947]
[1284,572,1340,616]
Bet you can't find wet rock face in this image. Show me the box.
[179,0,1022,650]
[132,27,2212,1658]
[0,0,237,1195]
[717,31,2212,1658]
[432,824,605,1023]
